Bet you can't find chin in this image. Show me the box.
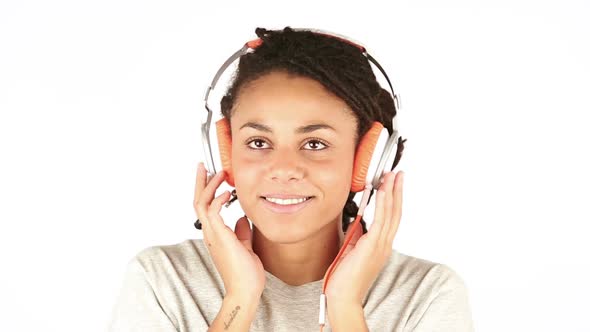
[257,225,311,244]
[243,196,336,243]
[250,214,315,244]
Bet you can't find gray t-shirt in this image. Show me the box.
[108,239,474,331]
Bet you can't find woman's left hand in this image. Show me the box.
[324,170,404,307]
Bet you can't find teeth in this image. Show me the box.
[265,197,310,205]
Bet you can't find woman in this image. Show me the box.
[109,27,474,332]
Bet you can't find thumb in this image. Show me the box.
[234,215,253,250]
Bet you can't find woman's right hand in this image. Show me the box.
[193,162,266,302]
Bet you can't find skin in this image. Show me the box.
[229,71,358,286]
[194,70,404,330]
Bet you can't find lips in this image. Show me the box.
[260,193,314,199]
[260,196,314,214]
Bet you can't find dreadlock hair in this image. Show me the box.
[219,26,406,234]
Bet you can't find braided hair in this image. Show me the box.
[220,26,406,234]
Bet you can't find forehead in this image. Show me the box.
[230,71,357,131]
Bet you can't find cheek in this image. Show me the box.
[231,143,260,170]
[320,161,354,207]
[231,159,258,187]
[230,144,355,197]
[320,161,352,187]
[231,151,263,204]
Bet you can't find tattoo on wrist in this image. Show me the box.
[223,305,241,330]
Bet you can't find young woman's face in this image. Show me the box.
[230,70,358,244]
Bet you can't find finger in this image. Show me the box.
[386,171,404,244]
[380,171,395,248]
[207,189,233,233]
[195,172,226,238]
[367,178,386,244]
[194,162,207,206]
[195,170,226,221]
[234,215,253,250]
[202,170,226,205]
[194,164,216,245]
[367,178,385,243]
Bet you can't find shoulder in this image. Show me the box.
[128,239,218,281]
[111,239,221,331]
[366,249,471,311]
[387,249,469,292]
[372,250,474,331]
[132,238,208,263]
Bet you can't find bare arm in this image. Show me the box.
[328,302,368,332]
[208,295,260,332]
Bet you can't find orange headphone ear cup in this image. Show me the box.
[351,122,385,192]
[215,118,235,187]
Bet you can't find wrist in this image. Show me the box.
[209,294,261,332]
[225,291,261,304]
[327,301,367,332]
[327,299,363,315]
[326,295,362,311]
[224,293,260,314]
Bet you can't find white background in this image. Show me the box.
[1,0,589,331]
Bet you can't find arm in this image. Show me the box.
[208,295,260,332]
[108,258,178,332]
[327,302,369,332]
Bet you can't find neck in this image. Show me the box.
[252,216,345,286]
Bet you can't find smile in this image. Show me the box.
[260,196,314,214]
[264,196,311,205]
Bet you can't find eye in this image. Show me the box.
[245,137,329,151]
[246,138,270,150]
[303,138,328,151]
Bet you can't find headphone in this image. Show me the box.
[196,27,406,329]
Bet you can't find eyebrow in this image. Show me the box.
[239,121,337,134]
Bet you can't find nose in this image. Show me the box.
[267,148,304,184]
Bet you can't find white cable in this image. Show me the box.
[318,293,326,325]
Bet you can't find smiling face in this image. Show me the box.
[229,70,359,244]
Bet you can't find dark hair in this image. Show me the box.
[220,27,406,234]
